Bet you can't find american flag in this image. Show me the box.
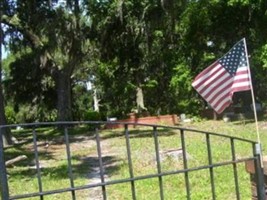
[192,39,251,114]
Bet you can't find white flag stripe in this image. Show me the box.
[234,74,249,80]
[236,66,249,73]
[232,81,250,88]
[192,64,221,87]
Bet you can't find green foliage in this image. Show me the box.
[84,110,101,121]
[14,105,37,123]
[144,79,158,88]
[227,0,250,6]
[2,54,16,80]
[5,50,56,107]
[169,63,200,114]
[170,63,192,91]
[2,0,267,121]
[259,44,267,68]
[5,105,16,124]
[83,110,102,130]
[13,104,57,123]
[71,84,93,121]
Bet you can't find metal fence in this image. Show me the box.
[0,121,265,200]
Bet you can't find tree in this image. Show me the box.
[2,0,93,121]
[87,0,189,116]
[2,0,267,120]
[176,0,267,112]
[0,2,12,145]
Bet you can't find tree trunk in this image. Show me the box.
[55,70,73,121]
[0,88,12,146]
[0,15,13,146]
[93,88,100,112]
[136,86,146,113]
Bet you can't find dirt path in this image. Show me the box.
[70,136,118,200]
[87,166,108,200]
[33,134,120,199]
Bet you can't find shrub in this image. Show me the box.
[5,105,16,124]
[84,110,101,121]
[84,110,102,130]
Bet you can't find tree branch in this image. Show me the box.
[1,14,59,75]
[2,14,44,48]
[5,155,27,167]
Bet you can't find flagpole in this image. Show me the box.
[243,38,263,165]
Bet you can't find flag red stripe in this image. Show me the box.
[193,62,219,83]
[193,63,229,94]
[199,70,230,96]
[202,75,233,101]
[211,92,232,110]
[206,81,233,104]
[216,100,232,114]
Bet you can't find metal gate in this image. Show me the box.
[0,121,265,199]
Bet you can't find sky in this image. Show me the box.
[1,45,7,59]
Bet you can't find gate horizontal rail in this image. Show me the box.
[0,121,265,200]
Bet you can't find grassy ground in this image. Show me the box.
[3,117,267,200]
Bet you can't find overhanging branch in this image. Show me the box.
[1,14,43,48]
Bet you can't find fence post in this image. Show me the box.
[0,127,9,200]
[246,143,266,200]
[254,143,266,200]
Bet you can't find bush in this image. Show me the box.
[84,110,101,121]
[84,110,102,130]
[5,105,16,124]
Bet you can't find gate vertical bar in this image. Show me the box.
[230,138,240,200]
[0,5,9,200]
[0,127,9,200]
[64,127,76,200]
[33,127,44,200]
[254,143,266,200]
[206,134,216,200]
[95,128,107,200]
[153,126,164,200]
[124,124,136,200]
[180,130,190,200]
